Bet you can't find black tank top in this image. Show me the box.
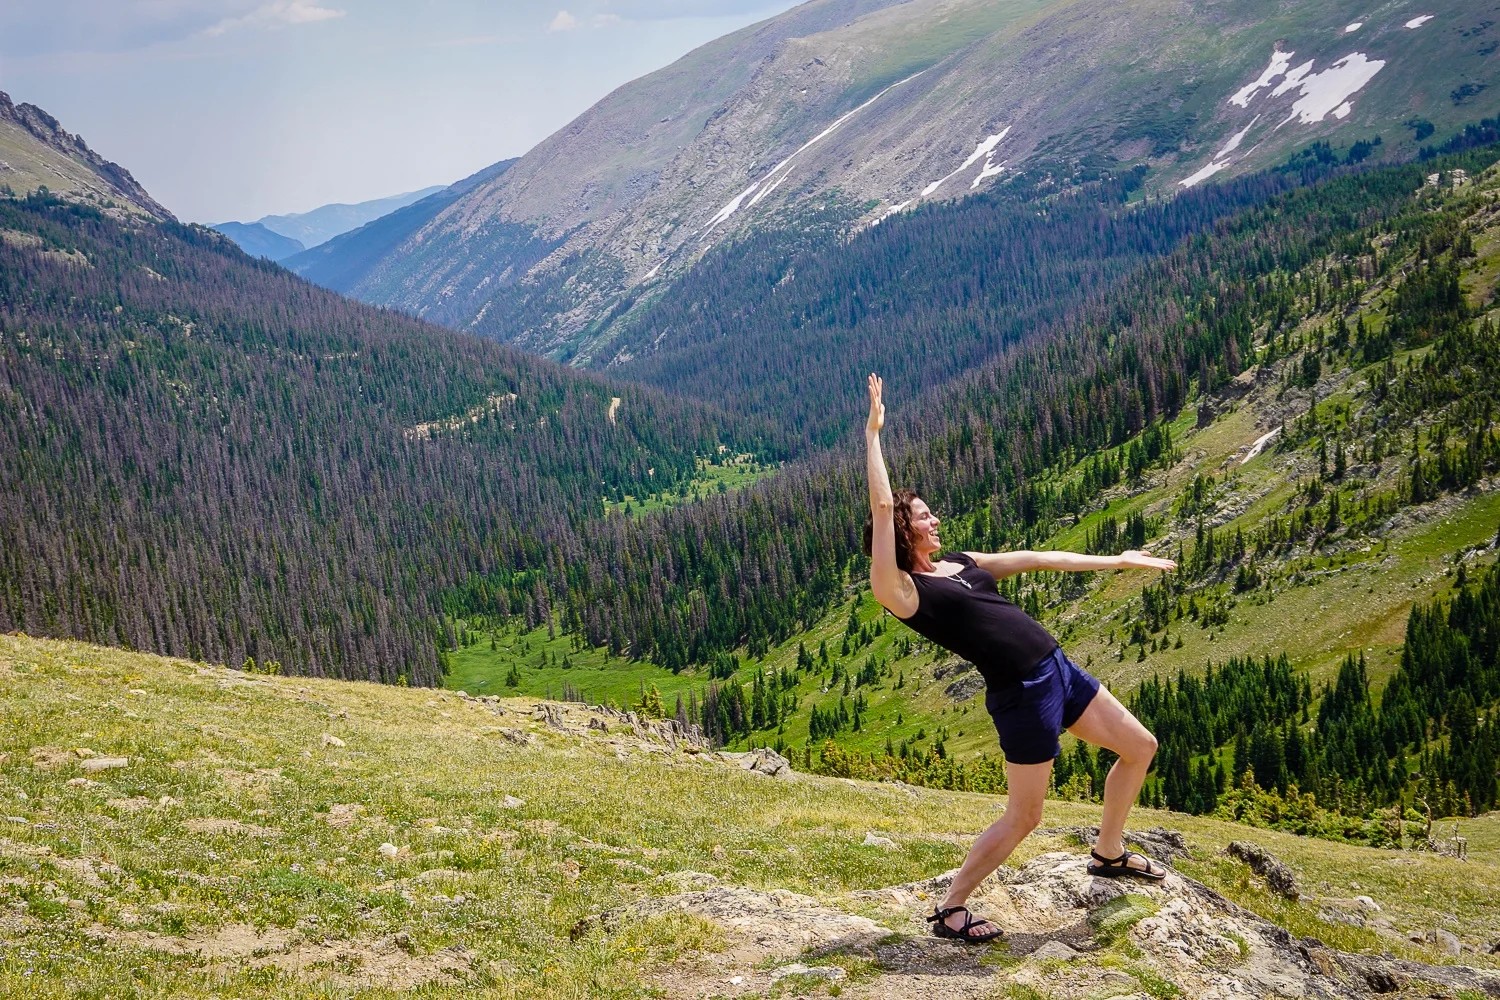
[895,552,1059,684]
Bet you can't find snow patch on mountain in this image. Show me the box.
[1179,115,1259,188]
[921,126,1011,197]
[1344,22,1362,33]
[1270,60,1315,97]
[1231,48,1294,107]
[703,71,926,235]
[1405,15,1434,28]
[1225,46,1385,131]
[1276,53,1385,125]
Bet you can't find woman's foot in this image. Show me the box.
[926,904,1003,943]
[1086,848,1167,881]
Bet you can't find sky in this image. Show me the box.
[0,1,802,223]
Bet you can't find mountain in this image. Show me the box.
[208,220,304,260]
[6,629,1500,997]
[0,90,173,220]
[283,159,517,290]
[298,0,1500,363]
[244,184,447,249]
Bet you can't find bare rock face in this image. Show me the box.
[576,839,1500,1000]
[0,90,175,220]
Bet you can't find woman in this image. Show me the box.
[863,373,1175,943]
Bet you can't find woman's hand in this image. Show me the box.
[866,373,885,435]
[1119,550,1176,572]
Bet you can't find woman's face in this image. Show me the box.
[908,497,941,555]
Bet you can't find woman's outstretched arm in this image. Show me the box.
[968,548,1176,580]
[865,375,917,617]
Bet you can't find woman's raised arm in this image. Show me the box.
[865,375,917,617]
[968,548,1176,579]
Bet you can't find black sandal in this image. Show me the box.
[1087,848,1167,881]
[926,905,1003,943]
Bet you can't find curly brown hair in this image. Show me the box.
[862,488,921,572]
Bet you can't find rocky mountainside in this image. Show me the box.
[301,0,1499,362]
[0,90,174,221]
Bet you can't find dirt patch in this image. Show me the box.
[28,746,76,771]
[92,923,474,991]
[182,818,279,838]
[105,797,156,813]
[319,803,362,828]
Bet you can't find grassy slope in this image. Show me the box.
[2,633,1498,998]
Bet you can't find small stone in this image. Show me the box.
[1435,928,1462,955]
[80,756,128,772]
[66,777,96,787]
[1031,940,1081,962]
[862,832,898,849]
[1353,895,1381,912]
[320,733,346,748]
[728,976,743,985]
[454,691,468,698]
[128,689,147,696]
[378,842,400,858]
[771,962,847,982]
[500,795,525,809]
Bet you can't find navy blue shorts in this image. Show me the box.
[984,647,1101,765]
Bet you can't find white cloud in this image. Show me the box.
[204,1,345,38]
[548,10,579,32]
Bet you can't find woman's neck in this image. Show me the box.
[911,550,940,573]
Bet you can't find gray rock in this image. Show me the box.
[80,756,129,772]
[1030,940,1080,961]
[770,963,846,982]
[1435,928,1463,955]
[862,832,897,849]
[1226,841,1300,899]
[945,671,985,702]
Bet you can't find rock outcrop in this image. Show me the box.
[577,841,1500,999]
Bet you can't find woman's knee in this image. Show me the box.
[1123,728,1158,763]
[1004,800,1045,831]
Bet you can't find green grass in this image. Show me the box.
[8,632,1500,995]
[5,633,1500,998]
[604,454,778,517]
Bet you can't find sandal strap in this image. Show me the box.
[1091,849,1162,874]
[926,905,968,923]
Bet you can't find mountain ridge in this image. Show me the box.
[298,0,1500,362]
[0,89,174,220]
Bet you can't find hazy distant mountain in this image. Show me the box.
[305,0,1498,362]
[285,159,517,290]
[0,90,174,220]
[250,186,447,249]
[210,221,305,260]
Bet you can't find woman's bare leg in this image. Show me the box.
[1066,686,1159,868]
[936,759,1053,933]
